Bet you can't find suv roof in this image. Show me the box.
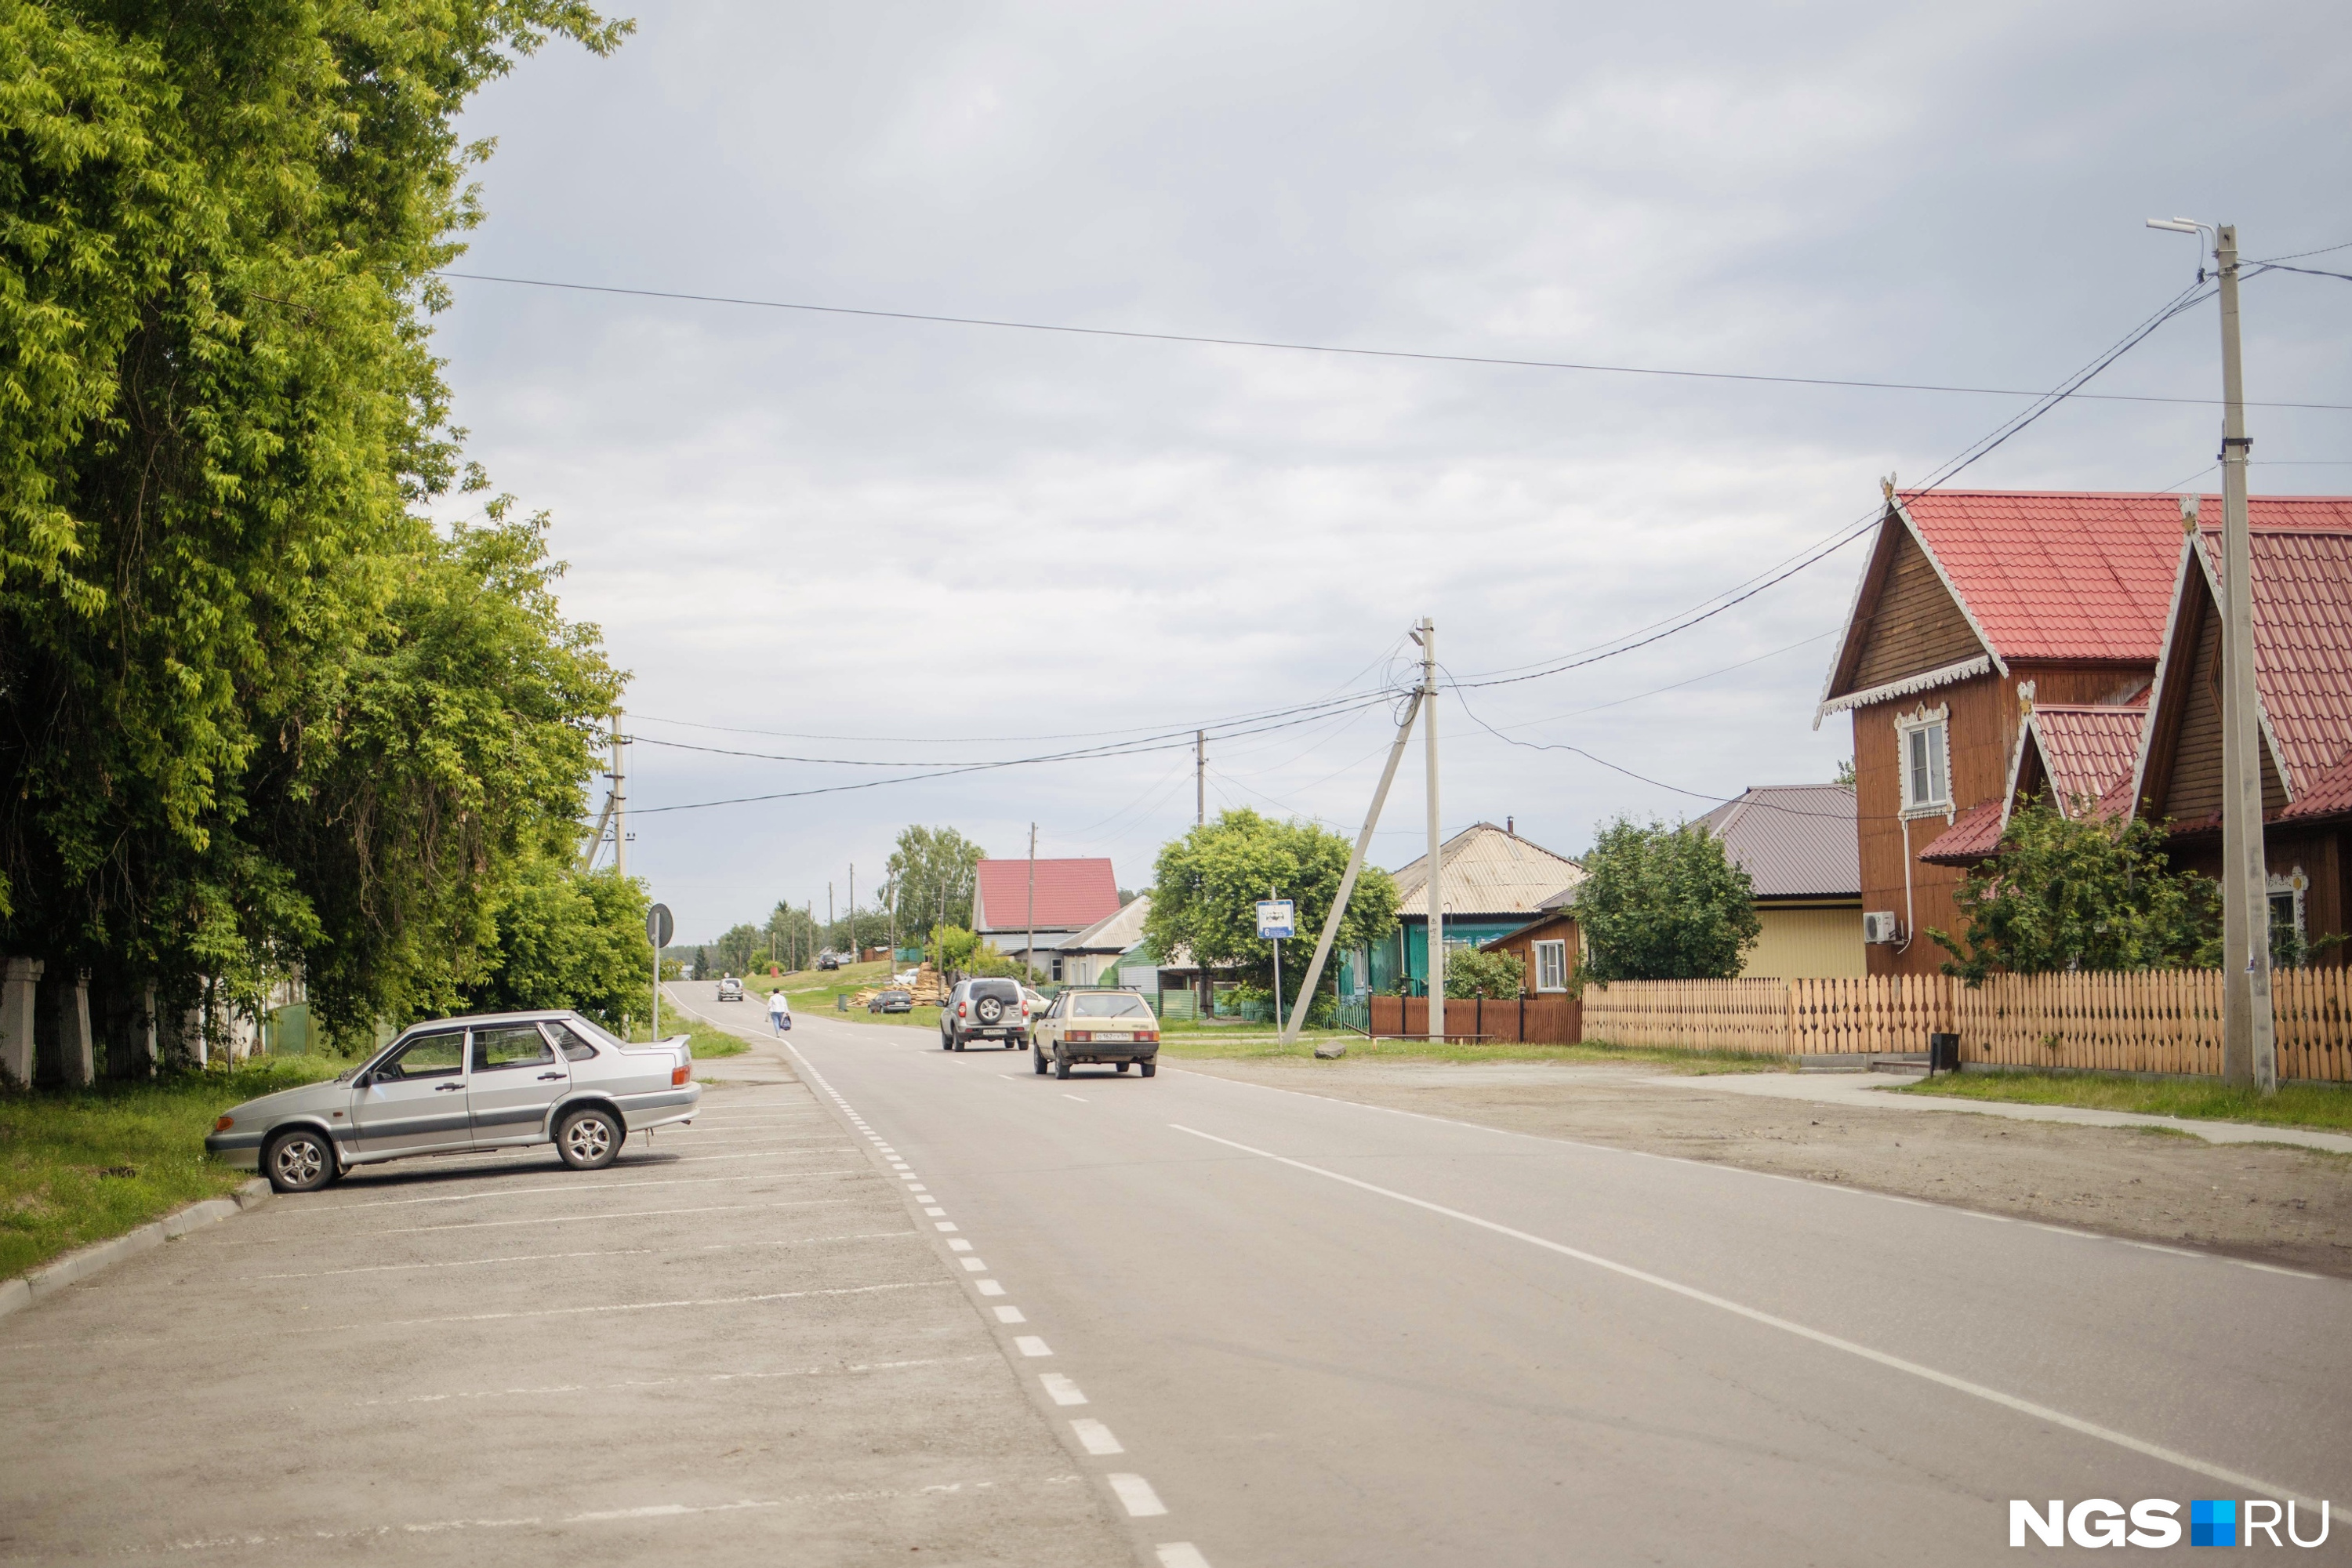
[967,978,1021,996]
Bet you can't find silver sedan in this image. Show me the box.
[205,1010,700,1193]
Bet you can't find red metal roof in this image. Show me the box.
[1896,492,2200,664]
[973,857,1121,933]
[2027,705,2144,814]
[2197,517,2352,801]
[1917,800,2005,865]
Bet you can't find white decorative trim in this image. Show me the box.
[1895,702,1954,819]
[1815,655,1993,722]
[2269,866,2309,940]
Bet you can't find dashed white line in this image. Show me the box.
[1070,1418,1123,1455]
[1107,1474,1167,1517]
[976,1279,1006,1297]
[1039,1373,1087,1406]
[994,1306,1026,1323]
[1013,1336,1052,1357]
[936,1221,960,1232]
[960,1258,988,1272]
[948,1239,973,1252]
[1156,1544,1212,1567]
[924,1207,947,1217]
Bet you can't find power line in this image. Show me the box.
[434,270,2352,413]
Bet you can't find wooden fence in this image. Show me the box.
[1364,993,1581,1044]
[1581,975,1955,1057]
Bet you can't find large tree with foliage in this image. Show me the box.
[0,2,629,1044]
[1145,808,1398,996]
[465,861,648,1031]
[1929,797,2222,982]
[1573,816,1759,982]
[885,825,984,945]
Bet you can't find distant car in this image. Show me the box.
[867,989,913,1014]
[205,1010,699,1193]
[717,976,744,1002]
[1033,989,1160,1080]
[816,952,841,972]
[940,978,1031,1051]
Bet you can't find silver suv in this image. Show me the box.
[940,978,1031,1051]
[205,1010,699,1192]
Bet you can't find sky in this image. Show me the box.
[430,0,2352,943]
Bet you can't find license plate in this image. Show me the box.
[1098,1032,1131,1041]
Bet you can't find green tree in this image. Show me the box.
[764,902,820,971]
[1929,796,2221,982]
[466,861,648,1032]
[1445,946,1524,1000]
[0,1,629,1040]
[885,826,984,944]
[710,923,764,978]
[1574,816,1760,982]
[1145,808,1399,996]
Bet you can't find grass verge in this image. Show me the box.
[1156,1035,1791,1073]
[638,1015,750,1058]
[1899,1070,2352,1133]
[0,1058,350,1279]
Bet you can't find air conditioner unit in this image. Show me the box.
[1863,912,1902,945]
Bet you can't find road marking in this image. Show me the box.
[1063,1094,1087,1102]
[960,1258,988,1272]
[994,1306,1026,1323]
[1070,1418,1123,1455]
[1040,1373,1087,1406]
[221,1196,864,1241]
[2238,1261,2326,1279]
[291,1171,860,1212]
[1108,1474,1167,1517]
[976,1279,1006,1297]
[936,1221,960,1232]
[948,1239,972,1252]
[358,1355,993,1406]
[924,1206,947,1217]
[243,1231,917,1280]
[1156,1545,1212,1567]
[335,1279,950,1333]
[1014,1336,1052,1357]
[1169,1122,2318,1505]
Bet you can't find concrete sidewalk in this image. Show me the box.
[1670,1070,2352,1156]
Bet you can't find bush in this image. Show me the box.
[1574,817,1759,982]
[1445,947,1525,999]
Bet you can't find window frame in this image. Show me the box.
[1532,939,1570,993]
[1894,703,1954,818]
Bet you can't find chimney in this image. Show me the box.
[1506,816,1515,837]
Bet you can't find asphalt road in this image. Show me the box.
[707,989,2352,1566]
[0,1020,1131,1565]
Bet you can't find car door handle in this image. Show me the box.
[435,1083,463,1092]
[537,1073,564,1080]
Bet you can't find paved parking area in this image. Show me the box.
[0,1052,1128,1564]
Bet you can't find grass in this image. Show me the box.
[1899,1070,2352,1132]
[714,963,941,1034]
[637,1014,750,1058]
[0,1057,350,1279]
[1156,1034,1791,1073]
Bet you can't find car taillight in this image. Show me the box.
[1068,1030,1092,1044]
[214,1115,234,1131]
[958,1002,967,1017]
[1138,1032,1158,1043]
[671,1065,691,1087]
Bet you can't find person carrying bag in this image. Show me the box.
[767,987,792,1033]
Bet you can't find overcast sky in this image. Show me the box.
[433,0,2352,942]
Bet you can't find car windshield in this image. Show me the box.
[1073,993,1152,1018]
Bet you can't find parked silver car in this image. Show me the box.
[205,1011,700,1194]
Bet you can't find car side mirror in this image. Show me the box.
[353,1072,374,1089]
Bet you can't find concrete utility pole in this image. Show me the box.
[1026,823,1038,983]
[610,712,628,878]
[848,864,856,960]
[827,883,834,956]
[2151,217,2277,1092]
[1419,618,1444,1041]
[1282,686,1424,1046]
[1196,730,1206,826]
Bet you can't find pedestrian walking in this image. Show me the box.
[767,986,792,1033]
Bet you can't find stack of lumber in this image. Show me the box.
[908,964,946,1005]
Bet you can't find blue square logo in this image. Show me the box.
[2190,1499,2238,1547]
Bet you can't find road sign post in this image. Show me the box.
[1257,896,1294,1033]
[647,902,674,1039]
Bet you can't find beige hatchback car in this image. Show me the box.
[1031,989,1160,1080]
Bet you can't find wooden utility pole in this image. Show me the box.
[1420,619,1444,1041]
[1025,823,1038,983]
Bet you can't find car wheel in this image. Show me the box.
[940,1033,951,1051]
[556,1107,622,1170]
[953,1036,965,1051]
[1054,1051,1070,1080]
[1140,1061,1156,1078]
[1033,1046,1048,1075]
[263,1128,335,1194]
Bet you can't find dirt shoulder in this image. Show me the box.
[1172,1058,2352,1278]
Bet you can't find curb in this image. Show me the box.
[0,1178,272,1324]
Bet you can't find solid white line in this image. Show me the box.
[1156,1546,1213,1568]
[1014,1336,1052,1357]
[1108,1474,1167,1518]
[1070,1418,1123,1455]
[1040,1373,1087,1406]
[348,1279,949,1331]
[358,1354,991,1406]
[294,1171,859,1212]
[976,1279,1006,1297]
[1063,1094,1087,1102]
[1167,1122,2314,1505]
[994,1306,1026,1323]
[239,1229,918,1279]
[227,1196,864,1241]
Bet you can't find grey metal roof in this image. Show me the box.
[1388,822,1585,919]
[1694,784,1859,899]
[1062,894,1152,953]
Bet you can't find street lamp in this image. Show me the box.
[2147,216,2276,1093]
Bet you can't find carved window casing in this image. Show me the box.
[1895,702,1953,819]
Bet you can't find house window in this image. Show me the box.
[2268,868,2309,966]
[1896,708,1951,815]
[1533,939,1569,993]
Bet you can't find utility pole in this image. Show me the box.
[1196,730,1206,826]
[1419,618,1444,1041]
[848,864,856,961]
[1025,823,1038,985]
[611,711,628,879]
[827,883,834,958]
[1283,684,1423,1045]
